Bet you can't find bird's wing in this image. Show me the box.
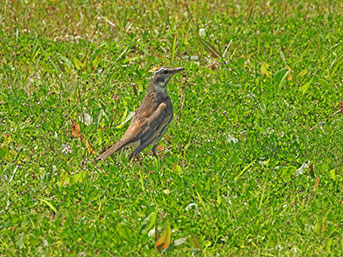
[128,102,172,160]
[97,102,171,161]
[139,102,172,146]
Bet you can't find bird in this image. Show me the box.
[97,66,184,161]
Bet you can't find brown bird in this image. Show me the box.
[97,67,184,161]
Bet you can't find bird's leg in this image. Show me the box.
[129,144,148,165]
[152,144,158,158]
[128,152,143,165]
[135,155,143,166]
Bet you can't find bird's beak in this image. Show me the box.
[172,67,184,74]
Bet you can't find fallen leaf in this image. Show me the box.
[208,62,220,70]
[287,71,293,80]
[80,135,96,154]
[165,134,172,143]
[174,237,187,246]
[71,120,80,137]
[71,119,96,154]
[156,221,172,252]
[313,176,320,191]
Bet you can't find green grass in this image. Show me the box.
[1,0,343,255]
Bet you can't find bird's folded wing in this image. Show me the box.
[139,102,171,145]
[146,102,167,124]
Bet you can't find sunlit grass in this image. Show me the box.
[1,0,343,255]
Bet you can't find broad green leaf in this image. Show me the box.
[0,147,6,159]
[329,169,336,181]
[139,211,157,234]
[314,217,320,234]
[175,164,182,173]
[299,78,313,94]
[326,237,332,254]
[57,171,70,187]
[217,190,222,205]
[70,171,87,185]
[171,34,177,65]
[92,55,101,69]
[32,46,41,62]
[315,77,329,87]
[73,57,82,70]
[279,49,287,65]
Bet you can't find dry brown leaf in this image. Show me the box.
[80,135,97,155]
[71,120,80,137]
[313,176,320,191]
[165,134,172,143]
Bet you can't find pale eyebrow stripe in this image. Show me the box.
[153,67,164,75]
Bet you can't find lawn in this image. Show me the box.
[1,0,343,255]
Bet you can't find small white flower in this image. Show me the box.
[226,133,238,144]
[199,28,206,37]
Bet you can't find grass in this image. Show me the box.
[1,0,343,255]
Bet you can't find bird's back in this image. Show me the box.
[123,86,172,143]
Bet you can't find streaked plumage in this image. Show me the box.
[97,67,184,161]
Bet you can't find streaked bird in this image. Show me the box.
[97,67,184,161]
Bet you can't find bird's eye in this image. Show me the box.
[163,70,168,74]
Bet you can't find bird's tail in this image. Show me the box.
[96,139,130,161]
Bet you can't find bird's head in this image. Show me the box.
[150,67,184,91]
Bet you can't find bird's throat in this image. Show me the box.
[152,82,168,94]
